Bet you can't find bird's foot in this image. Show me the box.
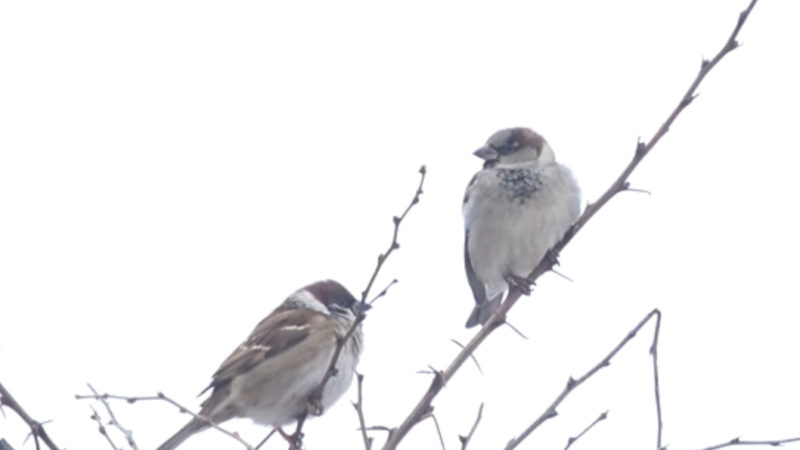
[505,274,532,295]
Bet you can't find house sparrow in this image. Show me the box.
[157,280,367,450]
[463,127,580,327]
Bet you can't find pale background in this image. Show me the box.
[1,1,799,449]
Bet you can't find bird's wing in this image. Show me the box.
[464,230,486,306]
[200,308,323,395]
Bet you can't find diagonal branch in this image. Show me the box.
[0,382,60,450]
[563,410,608,450]
[380,2,759,447]
[505,310,660,449]
[296,166,426,442]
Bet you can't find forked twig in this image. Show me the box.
[296,166,426,442]
[74,391,253,449]
[505,310,661,449]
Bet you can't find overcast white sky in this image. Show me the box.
[2,1,799,449]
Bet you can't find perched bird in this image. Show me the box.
[463,127,580,328]
[157,280,367,450]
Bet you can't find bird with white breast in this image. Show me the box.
[463,127,581,328]
[157,279,367,450]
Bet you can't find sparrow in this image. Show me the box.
[462,127,580,328]
[157,280,367,450]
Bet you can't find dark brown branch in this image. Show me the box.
[296,166,426,443]
[74,391,253,449]
[458,403,484,450]
[689,437,800,450]
[563,411,608,450]
[0,382,60,450]
[380,1,759,447]
[505,309,661,449]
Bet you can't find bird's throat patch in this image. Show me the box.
[496,168,542,201]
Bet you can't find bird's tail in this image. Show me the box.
[157,417,209,450]
[465,295,502,328]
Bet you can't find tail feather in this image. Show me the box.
[157,418,209,450]
[465,294,502,328]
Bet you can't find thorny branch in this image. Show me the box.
[380,1,760,448]
[74,391,254,450]
[505,310,661,449]
[0,382,60,450]
[293,165,427,445]
[563,411,608,450]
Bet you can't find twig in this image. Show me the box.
[253,429,276,450]
[449,340,483,375]
[458,403,484,450]
[652,312,664,450]
[369,279,399,306]
[0,382,60,450]
[505,309,660,449]
[296,166,426,442]
[428,413,446,450]
[563,411,608,450]
[86,384,138,449]
[0,439,14,450]
[74,391,254,449]
[380,1,760,447]
[688,437,800,450]
[351,373,373,450]
[88,405,120,450]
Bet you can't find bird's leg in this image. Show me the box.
[277,427,302,449]
[505,273,532,295]
[544,248,560,267]
[306,396,324,416]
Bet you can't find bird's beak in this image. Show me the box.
[354,301,372,314]
[473,146,499,161]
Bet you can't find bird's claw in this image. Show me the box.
[505,274,532,295]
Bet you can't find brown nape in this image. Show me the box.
[511,128,545,155]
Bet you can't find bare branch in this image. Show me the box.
[369,279,399,306]
[688,437,800,450]
[505,309,661,449]
[563,411,608,450]
[74,391,254,449]
[379,1,760,447]
[0,382,60,450]
[86,384,138,450]
[296,166,426,442]
[253,429,276,450]
[351,373,373,450]
[88,405,120,450]
[458,403,484,450]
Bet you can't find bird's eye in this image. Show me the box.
[490,142,516,154]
